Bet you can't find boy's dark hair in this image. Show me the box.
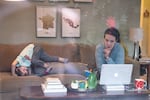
[15,67,29,76]
[104,27,120,43]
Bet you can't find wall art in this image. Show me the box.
[36,6,57,37]
[49,0,69,2]
[62,8,80,37]
[29,0,45,2]
[74,0,93,2]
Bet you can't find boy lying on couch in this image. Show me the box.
[11,43,68,76]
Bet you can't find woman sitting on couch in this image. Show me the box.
[95,27,125,72]
[11,43,68,76]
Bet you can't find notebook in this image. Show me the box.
[99,64,133,85]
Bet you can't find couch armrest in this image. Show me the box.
[125,56,140,83]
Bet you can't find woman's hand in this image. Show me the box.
[103,48,111,59]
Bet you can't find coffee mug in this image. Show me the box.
[135,79,147,89]
[78,80,88,90]
[79,82,85,88]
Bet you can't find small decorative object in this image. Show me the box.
[78,80,88,91]
[71,80,79,89]
[74,0,93,2]
[144,9,150,18]
[84,70,91,78]
[135,79,147,90]
[87,71,97,89]
[106,16,116,28]
[29,0,44,2]
[49,0,69,2]
[62,8,80,37]
[36,6,57,37]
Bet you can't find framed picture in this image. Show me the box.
[62,8,80,37]
[36,6,57,37]
[29,0,45,2]
[49,0,69,2]
[74,0,93,2]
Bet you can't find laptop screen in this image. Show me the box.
[99,64,133,85]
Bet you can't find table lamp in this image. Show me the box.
[129,28,143,60]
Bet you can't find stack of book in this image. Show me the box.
[103,85,125,91]
[41,77,67,94]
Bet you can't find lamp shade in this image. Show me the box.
[129,28,143,42]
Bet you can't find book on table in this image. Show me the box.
[41,77,67,93]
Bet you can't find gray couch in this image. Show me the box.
[0,43,140,100]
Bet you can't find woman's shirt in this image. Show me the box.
[95,43,125,71]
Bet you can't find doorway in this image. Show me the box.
[140,0,150,57]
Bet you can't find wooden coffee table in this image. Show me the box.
[20,85,150,100]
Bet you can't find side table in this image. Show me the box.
[139,61,150,89]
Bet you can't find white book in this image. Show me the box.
[46,78,62,84]
[45,84,64,89]
[105,85,125,91]
[43,92,67,96]
[45,81,62,85]
[41,84,67,93]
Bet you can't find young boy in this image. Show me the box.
[11,43,68,76]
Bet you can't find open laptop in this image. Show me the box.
[99,64,133,86]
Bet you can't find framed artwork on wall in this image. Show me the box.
[36,6,57,37]
[29,0,45,2]
[49,0,69,2]
[74,0,93,2]
[61,8,80,37]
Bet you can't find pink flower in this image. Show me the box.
[106,16,116,28]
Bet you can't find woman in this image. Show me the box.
[95,27,125,71]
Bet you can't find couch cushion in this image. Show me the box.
[79,44,96,67]
[64,62,88,75]
[0,43,28,72]
[0,72,43,92]
[32,62,88,76]
[38,43,80,62]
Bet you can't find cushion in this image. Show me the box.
[79,44,96,67]
[33,62,88,76]
[39,43,80,62]
[0,43,28,72]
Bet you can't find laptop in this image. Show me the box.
[99,64,133,86]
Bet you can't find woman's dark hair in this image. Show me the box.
[104,27,120,43]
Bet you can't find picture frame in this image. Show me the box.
[61,8,80,37]
[36,6,57,37]
[49,0,69,2]
[74,0,93,2]
[29,0,45,2]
